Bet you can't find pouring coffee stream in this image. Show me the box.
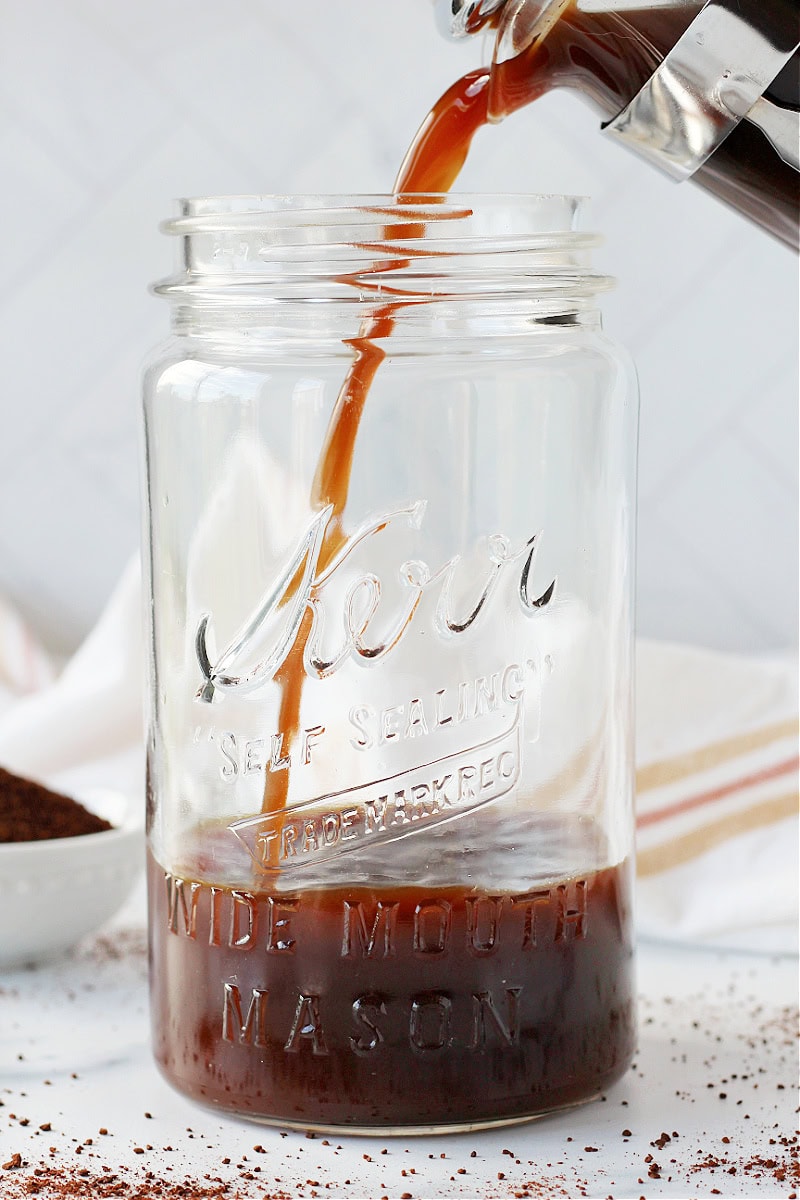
[260,0,798,842]
[439,0,800,248]
[258,73,497,836]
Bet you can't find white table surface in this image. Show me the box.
[1,879,797,1200]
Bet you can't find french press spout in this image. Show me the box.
[435,0,800,247]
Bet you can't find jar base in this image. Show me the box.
[153,1052,624,1135]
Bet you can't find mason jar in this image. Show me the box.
[143,194,638,1133]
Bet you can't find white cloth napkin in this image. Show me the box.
[635,639,798,953]
[0,566,796,952]
[0,560,144,807]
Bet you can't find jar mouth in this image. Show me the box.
[161,192,590,229]
[155,194,613,321]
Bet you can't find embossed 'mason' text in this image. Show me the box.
[220,984,525,1054]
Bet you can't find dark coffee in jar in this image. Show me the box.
[149,825,634,1129]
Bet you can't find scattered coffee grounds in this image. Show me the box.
[0,1163,248,1198]
[689,1136,800,1189]
[0,767,112,843]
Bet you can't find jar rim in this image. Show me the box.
[155,193,613,321]
[162,192,592,236]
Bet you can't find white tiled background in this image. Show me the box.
[1,0,797,656]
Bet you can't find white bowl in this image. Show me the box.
[0,789,144,968]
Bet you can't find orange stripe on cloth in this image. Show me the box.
[636,717,798,793]
[636,791,799,877]
[636,755,799,830]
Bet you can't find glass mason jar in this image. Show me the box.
[143,194,638,1134]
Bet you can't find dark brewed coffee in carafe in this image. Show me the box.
[432,0,799,248]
